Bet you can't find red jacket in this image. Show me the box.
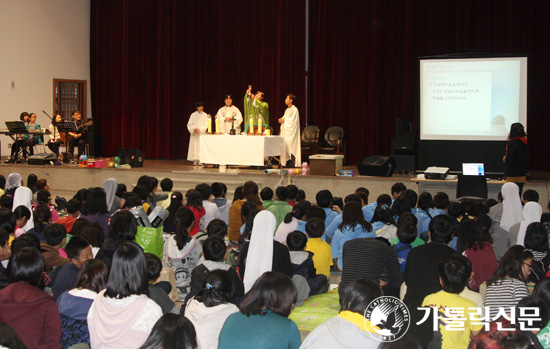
[0,282,62,348]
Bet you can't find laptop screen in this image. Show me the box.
[462,163,485,176]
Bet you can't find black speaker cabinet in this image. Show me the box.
[357,155,396,177]
[118,148,144,167]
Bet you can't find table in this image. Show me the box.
[411,177,505,201]
[199,134,286,166]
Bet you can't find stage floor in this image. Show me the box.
[0,157,548,206]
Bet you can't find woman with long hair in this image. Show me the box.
[163,191,184,233]
[185,190,205,236]
[57,259,109,348]
[88,242,162,348]
[0,247,62,348]
[26,173,38,194]
[27,204,51,241]
[274,202,308,244]
[95,210,138,270]
[484,245,533,319]
[35,189,60,222]
[140,313,197,349]
[370,194,397,241]
[219,272,300,348]
[80,187,109,239]
[504,122,529,194]
[331,202,374,270]
[524,222,550,283]
[457,219,498,291]
[164,207,203,301]
[185,269,239,348]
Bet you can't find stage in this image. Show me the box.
[0,158,548,206]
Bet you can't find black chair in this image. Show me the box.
[456,174,488,200]
[301,125,320,161]
[318,126,345,155]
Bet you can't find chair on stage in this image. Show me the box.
[318,126,345,156]
[456,174,488,200]
[300,125,320,162]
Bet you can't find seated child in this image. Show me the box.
[40,223,69,274]
[206,219,237,268]
[13,205,30,238]
[53,236,94,299]
[145,253,179,314]
[189,236,243,302]
[305,218,333,280]
[421,254,483,348]
[393,224,418,273]
[80,222,105,258]
[287,231,328,296]
[56,199,82,234]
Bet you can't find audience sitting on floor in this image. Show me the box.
[0,174,549,348]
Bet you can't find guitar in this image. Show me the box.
[63,120,94,141]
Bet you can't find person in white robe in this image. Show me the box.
[215,94,243,134]
[187,102,209,165]
[278,94,301,167]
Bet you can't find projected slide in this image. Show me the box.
[420,57,527,141]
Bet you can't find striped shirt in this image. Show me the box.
[340,238,403,298]
[484,277,530,319]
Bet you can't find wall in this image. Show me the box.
[0,0,91,157]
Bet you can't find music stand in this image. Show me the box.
[5,121,27,133]
[58,121,77,134]
[5,121,29,162]
[55,122,78,163]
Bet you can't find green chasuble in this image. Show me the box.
[243,92,270,133]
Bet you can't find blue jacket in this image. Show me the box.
[57,290,95,348]
[332,224,375,269]
[323,207,339,230]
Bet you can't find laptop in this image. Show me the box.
[462,163,485,176]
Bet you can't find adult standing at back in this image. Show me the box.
[503,122,529,195]
[278,94,301,167]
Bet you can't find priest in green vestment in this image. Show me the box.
[243,87,270,133]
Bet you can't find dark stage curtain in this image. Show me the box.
[308,0,550,169]
[92,1,550,171]
[91,0,306,159]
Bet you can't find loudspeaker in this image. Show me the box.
[28,153,58,165]
[118,148,144,167]
[357,155,396,177]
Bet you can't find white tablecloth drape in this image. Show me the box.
[199,134,286,166]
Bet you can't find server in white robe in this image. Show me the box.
[187,102,209,164]
[215,94,243,134]
[278,94,301,167]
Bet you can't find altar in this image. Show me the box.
[199,134,286,166]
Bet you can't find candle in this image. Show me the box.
[266,128,271,136]
[216,118,220,134]
[207,117,212,133]
[258,115,263,135]
[249,115,254,134]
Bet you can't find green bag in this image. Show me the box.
[135,226,164,260]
